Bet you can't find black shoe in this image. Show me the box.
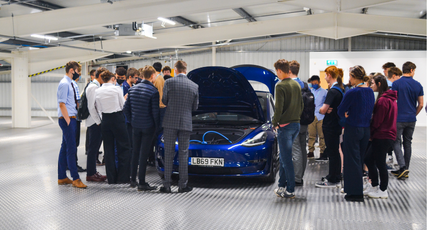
[130,181,138,188]
[391,169,400,176]
[178,186,193,193]
[77,165,86,172]
[138,183,157,191]
[315,156,328,162]
[345,194,364,202]
[397,169,409,179]
[159,186,171,193]
[295,179,304,186]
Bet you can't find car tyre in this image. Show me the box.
[263,140,279,183]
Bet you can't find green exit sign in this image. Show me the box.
[326,60,338,66]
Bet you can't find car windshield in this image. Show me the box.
[193,112,261,125]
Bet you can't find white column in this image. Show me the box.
[212,41,216,66]
[348,37,352,52]
[11,51,31,128]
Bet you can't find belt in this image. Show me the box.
[59,116,76,119]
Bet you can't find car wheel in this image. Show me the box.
[263,140,279,183]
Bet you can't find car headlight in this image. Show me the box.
[242,132,267,147]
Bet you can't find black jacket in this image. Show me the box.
[124,80,160,129]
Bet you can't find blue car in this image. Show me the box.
[156,65,280,182]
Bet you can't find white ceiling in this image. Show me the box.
[0,0,425,74]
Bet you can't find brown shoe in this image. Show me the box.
[73,179,87,189]
[86,172,107,182]
[95,172,107,180]
[58,178,73,185]
[307,152,314,158]
[86,175,104,182]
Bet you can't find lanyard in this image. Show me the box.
[356,82,364,87]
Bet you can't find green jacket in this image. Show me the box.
[272,78,304,126]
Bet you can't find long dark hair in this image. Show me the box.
[373,74,388,103]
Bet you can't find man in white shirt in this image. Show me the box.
[95,70,131,184]
[85,67,107,182]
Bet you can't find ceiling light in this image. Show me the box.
[30,34,58,41]
[157,17,176,25]
[126,51,132,54]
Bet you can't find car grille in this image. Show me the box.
[188,166,243,175]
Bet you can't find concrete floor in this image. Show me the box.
[0,117,426,230]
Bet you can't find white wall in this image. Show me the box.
[309,51,427,126]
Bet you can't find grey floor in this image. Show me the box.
[0,117,426,230]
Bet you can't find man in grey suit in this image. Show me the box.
[160,60,199,193]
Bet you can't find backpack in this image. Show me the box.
[300,82,315,125]
[77,82,94,120]
[331,85,346,127]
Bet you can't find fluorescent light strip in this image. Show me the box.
[31,34,58,41]
[157,17,176,25]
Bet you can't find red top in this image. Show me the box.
[370,90,398,140]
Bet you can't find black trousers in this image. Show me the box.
[323,127,342,183]
[365,139,393,191]
[131,127,155,185]
[101,111,131,184]
[343,125,370,196]
[149,108,166,163]
[86,123,102,176]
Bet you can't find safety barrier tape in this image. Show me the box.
[28,62,80,77]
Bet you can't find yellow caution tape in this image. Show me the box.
[28,62,80,77]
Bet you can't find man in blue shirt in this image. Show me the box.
[57,61,87,189]
[391,61,424,179]
[382,62,396,88]
[307,75,327,158]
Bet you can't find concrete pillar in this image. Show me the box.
[212,41,216,66]
[11,51,31,128]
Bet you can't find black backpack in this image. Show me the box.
[300,82,315,125]
[77,82,94,120]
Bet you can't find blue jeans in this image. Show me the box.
[277,122,300,193]
[58,118,80,180]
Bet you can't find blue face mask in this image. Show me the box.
[312,84,319,90]
[308,83,313,88]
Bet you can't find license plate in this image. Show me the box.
[190,157,224,167]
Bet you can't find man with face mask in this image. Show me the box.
[115,67,127,88]
[307,75,327,159]
[70,64,86,172]
[57,61,87,188]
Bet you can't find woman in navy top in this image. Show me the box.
[338,65,375,202]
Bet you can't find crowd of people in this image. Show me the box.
[272,59,424,201]
[56,60,198,193]
[56,58,424,201]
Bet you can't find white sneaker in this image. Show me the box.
[363,179,370,191]
[363,184,377,195]
[368,188,388,199]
